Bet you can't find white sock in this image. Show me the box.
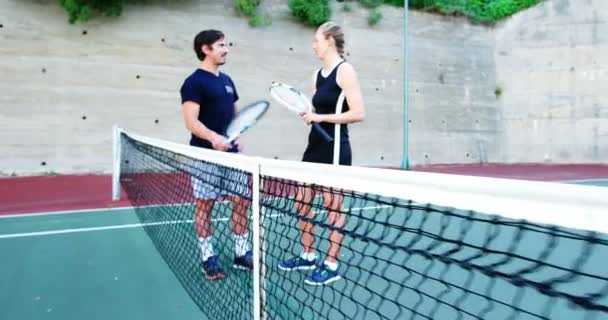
[199,237,214,262]
[233,233,250,257]
[300,251,317,261]
[324,260,338,271]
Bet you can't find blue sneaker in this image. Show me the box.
[202,256,225,280]
[234,250,253,271]
[304,263,341,285]
[278,256,317,271]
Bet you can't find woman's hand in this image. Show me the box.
[302,112,324,125]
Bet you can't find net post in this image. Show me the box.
[251,160,264,320]
[112,125,122,201]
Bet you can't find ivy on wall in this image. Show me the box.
[58,0,542,26]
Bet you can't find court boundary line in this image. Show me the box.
[0,195,315,219]
[0,205,390,240]
[0,206,136,219]
[561,178,608,184]
[0,201,227,220]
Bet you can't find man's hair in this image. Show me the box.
[193,30,225,61]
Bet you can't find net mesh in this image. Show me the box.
[117,130,608,320]
[260,178,608,320]
[120,133,253,320]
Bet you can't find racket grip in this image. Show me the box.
[227,143,239,153]
[312,122,333,142]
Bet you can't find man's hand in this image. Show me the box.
[209,133,231,151]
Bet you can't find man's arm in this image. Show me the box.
[182,101,230,151]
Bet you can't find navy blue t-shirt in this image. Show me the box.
[180,69,239,149]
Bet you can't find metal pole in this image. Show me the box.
[401,0,410,170]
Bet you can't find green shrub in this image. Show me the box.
[235,0,258,16]
[249,15,272,27]
[384,0,405,5]
[495,86,503,98]
[288,0,331,27]
[58,0,541,26]
[410,0,542,24]
[60,0,121,23]
[368,9,383,25]
[60,0,271,26]
[359,0,383,8]
[236,0,271,27]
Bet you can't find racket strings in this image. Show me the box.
[226,101,269,142]
[271,86,310,113]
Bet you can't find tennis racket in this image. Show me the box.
[269,82,333,143]
[225,100,270,144]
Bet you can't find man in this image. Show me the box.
[180,29,252,280]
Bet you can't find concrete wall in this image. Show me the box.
[1,0,606,175]
[408,11,499,165]
[0,0,404,175]
[408,0,608,166]
[494,0,608,163]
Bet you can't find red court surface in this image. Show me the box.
[0,175,130,216]
[1,164,607,216]
[412,163,608,181]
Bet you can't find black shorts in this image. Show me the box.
[302,141,352,166]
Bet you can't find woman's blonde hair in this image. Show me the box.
[319,21,345,58]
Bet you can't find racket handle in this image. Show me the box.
[312,122,333,142]
[227,143,239,153]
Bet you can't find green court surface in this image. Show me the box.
[0,209,204,320]
[564,179,608,188]
[262,197,607,320]
[1,179,607,320]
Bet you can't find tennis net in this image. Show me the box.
[113,127,608,320]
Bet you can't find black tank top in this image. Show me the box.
[310,61,350,144]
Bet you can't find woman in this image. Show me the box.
[278,21,365,285]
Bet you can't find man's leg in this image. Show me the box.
[231,195,252,270]
[195,198,216,257]
[231,195,250,236]
[192,173,224,280]
[195,198,226,279]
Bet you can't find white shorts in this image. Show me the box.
[190,162,251,200]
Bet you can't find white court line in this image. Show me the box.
[0,206,136,219]
[0,220,192,239]
[0,204,395,240]
[0,193,413,220]
[0,194,325,219]
[561,178,608,184]
[0,202,224,219]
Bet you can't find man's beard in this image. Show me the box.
[216,55,227,66]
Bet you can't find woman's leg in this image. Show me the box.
[295,184,316,254]
[323,190,345,263]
